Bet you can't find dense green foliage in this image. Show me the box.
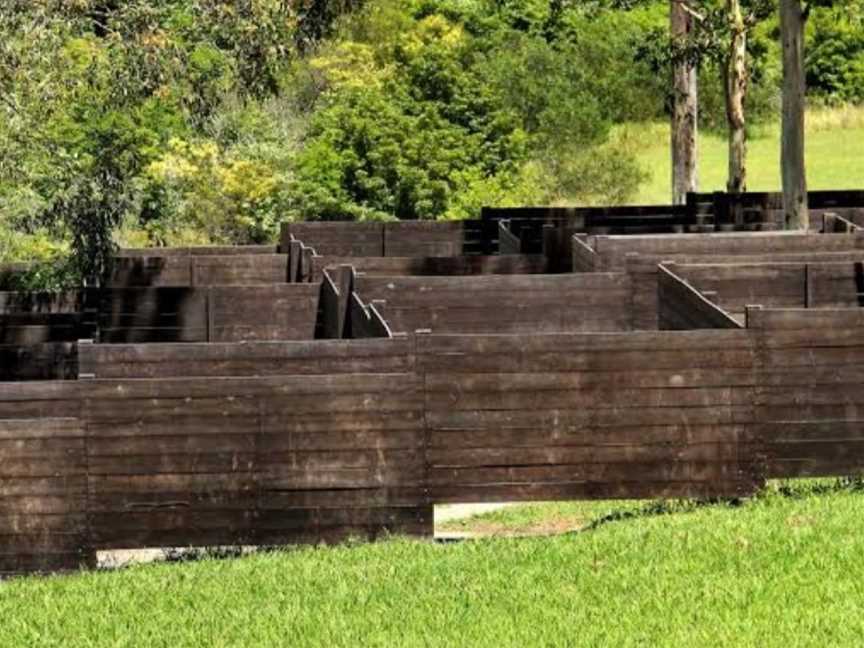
[1,0,862,281]
[807,6,864,102]
[288,1,665,221]
[3,480,864,647]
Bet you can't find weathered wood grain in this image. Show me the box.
[384,221,466,257]
[658,265,743,330]
[311,254,549,279]
[355,273,634,334]
[285,222,385,257]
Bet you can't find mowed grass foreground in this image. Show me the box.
[630,106,864,204]
[3,482,864,647]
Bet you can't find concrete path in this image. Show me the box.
[434,503,513,524]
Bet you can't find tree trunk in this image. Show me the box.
[725,0,748,195]
[671,0,698,206]
[780,0,808,230]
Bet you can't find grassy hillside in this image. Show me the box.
[630,106,864,204]
[2,480,863,647]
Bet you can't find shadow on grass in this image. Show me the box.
[92,477,864,573]
[581,476,864,535]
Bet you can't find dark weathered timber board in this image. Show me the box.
[749,308,864,480]
[286,223,385,257]
[355,273,633,334]
[0,291,94,346]
[356,272,630,294]
[97,285,320,343]
[657,266,742,330]
[671,263,807,318]
[311,255,550,279]
[15,370,426,551]
[192,255,289,286]
[118,246,278,257]
[748,307,864,330]
[376,307,632,336]
[0,291,83,313]
[111,253,289,288]
[111,256,193,287]
[0,322,92,345]
[806,262,864,308]
[98,288,207,343]
[591,232,864,271]
[209,284,320,342]
[417,330,758,501]
[0,418,92,573]
[384,222,466,257]
[572,236,599,272]
[79,339,411,378]
[349,293,392,339]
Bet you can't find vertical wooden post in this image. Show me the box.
[745,304,763,329]
[541,224,558,273]
[206,288,214,342]
[289,240,301,283]
[77,338,96,379]
[414,329,432,513]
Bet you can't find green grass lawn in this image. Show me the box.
[3,480,864,647]
[630,106,864,204]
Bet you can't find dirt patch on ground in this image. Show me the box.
[443,516,588,538]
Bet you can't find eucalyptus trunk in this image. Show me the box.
[725,0,748,195]
[671,0,698,205]
[780,0,808,230]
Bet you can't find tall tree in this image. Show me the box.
[671,0,699,205]
[780,0,808,229]
[724,0,748,193]
[671,0,772,196]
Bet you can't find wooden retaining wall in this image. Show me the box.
[749,308,864,478]
[111,253,289,287]
[283,222,385,256]
[282,221,489,258]
[0,338,430,576]
[0,292,95,345]
[807,262,864,307]
[668,260,864,320]
[0,417,92,575]
[0,343,78,381]
[353,273,635,334]
[580,231,864,273]
[483,190,864,233]
[481,205,698,234]
[657,266,742,330]
[98,285,320,343]
[670,263,807,324]
[310,254,550,281]
[7,314,864,575]
[416,331,758,502]
[572,232,864,331]
[118,246,279,257]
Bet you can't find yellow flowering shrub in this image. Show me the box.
[144,138,284,244]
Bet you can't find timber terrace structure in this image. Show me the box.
[3,190,864,576]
